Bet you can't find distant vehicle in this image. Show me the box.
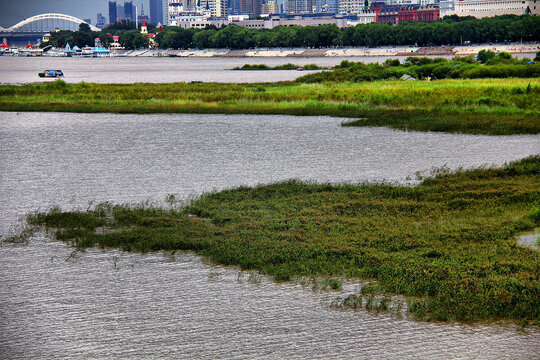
[38,70,64,78]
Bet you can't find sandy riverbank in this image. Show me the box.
[111,43,540,57]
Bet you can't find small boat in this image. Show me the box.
[38,70,64,78]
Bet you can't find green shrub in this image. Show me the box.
[477,49,495,64]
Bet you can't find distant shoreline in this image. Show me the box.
[109,43,540,58]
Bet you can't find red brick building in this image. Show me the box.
[373,5,440,24]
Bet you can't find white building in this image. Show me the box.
[168,0,227,24]
[532,0,540,13]
[346,10,377,23]
[441,0,539,18]
[262,0,280,14]
[337,0,379,17]
[170,14,373,29]
[439,0,455,16]
[169,12,229,27]
[385,0,420,4]
[339,0,364,14]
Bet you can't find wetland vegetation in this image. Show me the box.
[24,157,540,324]
[232,63,327,70]
[1,75,539,135]
[298,54,540,82]
[3,52,539,325]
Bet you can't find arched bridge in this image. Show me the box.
[4,13,100,32]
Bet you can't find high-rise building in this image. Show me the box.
[97,13,107,28]
[202,0,228,16]
[287,0,314,13]
[228,0,241,14]
[167,0,227,21]
[124,1,135,20]
[339,0,364,14]
[240,0,262,16]
[109,1,117,23]
[262,0,280,13]
[324,0,339,12]
[150,0,165,24]
[117,4,125,18]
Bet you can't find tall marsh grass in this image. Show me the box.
[22,157,540,323]
[1,78,539,135]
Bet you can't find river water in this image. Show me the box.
[1,112,539,359]
[2,54,535,84]
[0,56,352,84]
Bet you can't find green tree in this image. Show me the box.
[193,29,217,49]
[120,30,149,49]
[73,31,93,47]
[477,49,495,64]
[79,23,91,32]
[272,26,298,47]
[211,24,243,48]
[44,30,74,48]
[167,28,195,49]
[105,19,136,30]
[254,29,273,48]
[315,24,341,47]
[294,26,319,48]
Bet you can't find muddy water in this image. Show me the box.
[1,112,539,359]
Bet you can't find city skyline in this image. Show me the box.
[0,0,152,28]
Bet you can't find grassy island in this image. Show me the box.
[232,63,327,70]
[24,157,540,324]
[0,76,539,135]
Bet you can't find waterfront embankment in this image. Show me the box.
[108,43,540,58]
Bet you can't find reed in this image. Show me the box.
[1,227,35,245]
[22,157,540,323]
[312,278,343,291]
[1,78,539,135]
[232,63,327,70]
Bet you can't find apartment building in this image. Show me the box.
[440,0,538,17]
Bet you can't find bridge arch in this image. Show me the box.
[7,13,100,32]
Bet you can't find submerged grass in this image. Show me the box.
[232,63,327,70]
[24,157,540,323]
[1,78,539,135]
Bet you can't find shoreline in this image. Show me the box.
[108,43,540,58]
[6,43,536,58]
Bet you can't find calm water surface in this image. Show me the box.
[0,54,536,84]
[1,112,539,359]
[0,55,475,84]
[0,56,344,84]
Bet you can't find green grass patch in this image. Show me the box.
[24,156,540,323]
[1,78,539,135]
[297,57,540,83]
[232,63,327,70]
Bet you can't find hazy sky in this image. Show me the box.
[1,0,152,28]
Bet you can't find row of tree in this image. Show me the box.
[156,15,539,49]
[43,15,539,50]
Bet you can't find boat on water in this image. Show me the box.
[38,70,64,78]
